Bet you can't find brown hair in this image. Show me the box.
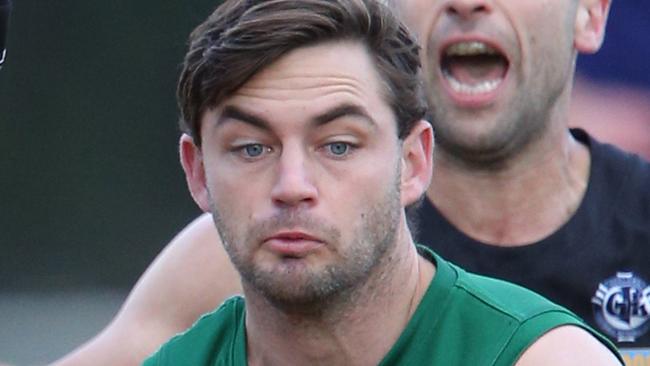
[178,0,426,145]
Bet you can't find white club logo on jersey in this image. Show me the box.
[592,272,650,342]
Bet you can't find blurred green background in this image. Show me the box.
[0,1,222,293]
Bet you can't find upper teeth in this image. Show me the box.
[446,41,498,56]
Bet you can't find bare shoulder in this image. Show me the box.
[51,213,241,366]
[127,212,242,318]
[515,325,621,366]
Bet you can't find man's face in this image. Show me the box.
[187,41,411,308]
[398,0,579,162]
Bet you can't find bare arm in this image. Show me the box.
[515,325,622,366]
[51,213,242,366]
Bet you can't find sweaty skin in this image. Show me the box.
[52,0,620,365]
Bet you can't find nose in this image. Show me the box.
[270,146,318,208]
[445,0,492,20]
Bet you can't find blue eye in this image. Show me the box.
[243,144,266,157]
[327,142,350,156]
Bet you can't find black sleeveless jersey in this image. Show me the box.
[416,129,650,352]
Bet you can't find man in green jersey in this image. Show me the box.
[141,0,620,365]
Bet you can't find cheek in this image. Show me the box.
[398,0,428,26]
[329,157,399,213]
[204,160,267,221]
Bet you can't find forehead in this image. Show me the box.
[216,40,394,124]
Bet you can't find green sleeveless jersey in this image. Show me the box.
[143,246,622,365]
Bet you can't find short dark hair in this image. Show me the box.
[178,0,426,146]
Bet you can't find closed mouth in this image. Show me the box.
[266,231,322,242]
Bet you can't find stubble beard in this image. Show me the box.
[210,169,403,315]
[425,51,567,171]
[430,93,551,170]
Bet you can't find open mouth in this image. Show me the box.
[441,41,509,95]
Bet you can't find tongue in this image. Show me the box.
[446,55,507,86]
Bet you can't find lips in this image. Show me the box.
[263,231,325,257]
[439,40,510,102]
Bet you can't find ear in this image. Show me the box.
[400,120,434,206]
[179,134,211,212]
[574,0,611,54]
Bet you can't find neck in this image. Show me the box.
[244,221,434,366]
[429,118,590,246]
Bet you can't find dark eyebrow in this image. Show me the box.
[216,105,271,131]
[215,103,376,130]
[312,104,377,128]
